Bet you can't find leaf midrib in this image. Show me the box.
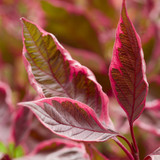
[122,13,140,122]
[31,103,112,135]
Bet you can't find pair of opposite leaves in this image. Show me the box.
[20,0,148,143]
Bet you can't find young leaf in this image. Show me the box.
[21,18,109,125]
[144,147,160,160]
[19,98,117,142]
[109,0,148,123]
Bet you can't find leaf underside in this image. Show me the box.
[21,18,109,124]
[109,0,148,123]
[19,98,117,142]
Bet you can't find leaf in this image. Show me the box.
[108,0,148,123]
[0,82,13,144]
[11,107,33,146]
[8,143,24,159]
[135,100,160,136]
[24,117,55,153]
[0,142,7,154]
[19,97,117,142]
[15,139,90,160]
[144,147,160,160]
[21,18,109,125]
[41,1,103,55]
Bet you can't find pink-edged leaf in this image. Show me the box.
[135,100,160,136]
[0,82,13,144]
[109,0,148,123]
[11,107,33,146]
[21,18,109,125]
[19,97,117,142]
[144,147,160,160]
[15,139,90,160]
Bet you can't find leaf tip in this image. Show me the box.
[121,0,127,15]
[20,17,26,23]
[20,17,31,27]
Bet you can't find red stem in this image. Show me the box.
[130,123,139,160]
[113,138,134,160]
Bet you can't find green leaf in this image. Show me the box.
[0,142,7,154]
[14,145,24,158]
[8,143,24,158]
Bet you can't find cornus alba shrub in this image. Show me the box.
[1,0,159,160]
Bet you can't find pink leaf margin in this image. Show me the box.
[21,17,97,98]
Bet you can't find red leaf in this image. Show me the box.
[21,18,109,125]
[109,0,148,123]
[19,98,117,142]
[144,147,160,160]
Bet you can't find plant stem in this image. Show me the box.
[130,123,139,160]
[113,138,134,160]
[117,135,133,153]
